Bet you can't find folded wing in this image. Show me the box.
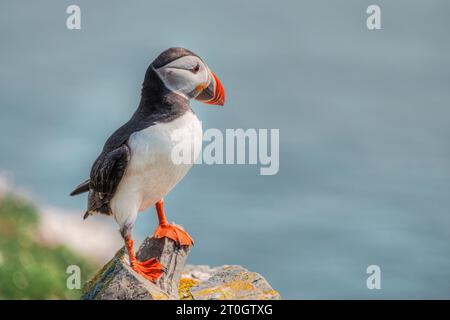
[71,143,130,219]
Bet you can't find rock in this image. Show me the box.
[81,236,189,300]
[82,236,280,300]
[180,265,281,300]
[182,264,220,282]
[136,236,190,298]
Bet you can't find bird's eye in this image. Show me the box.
[191,64,200,74]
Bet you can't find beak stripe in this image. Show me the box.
[204,71,225,106]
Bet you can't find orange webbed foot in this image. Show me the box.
[125,237,164,282]
[130,257,164,282]
[153,223,194,246]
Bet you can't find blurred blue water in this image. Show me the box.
[1,0,450,298]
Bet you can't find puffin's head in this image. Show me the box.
[151,47,225,106]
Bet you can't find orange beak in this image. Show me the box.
[195,70,225,106]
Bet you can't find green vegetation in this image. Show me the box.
[0,194,97,299]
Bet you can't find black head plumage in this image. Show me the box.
[151,47,199,69]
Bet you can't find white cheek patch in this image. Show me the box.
[165,55,200,70]
[154,56,210,99]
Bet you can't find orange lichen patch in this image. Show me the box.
[193,279,257,300]
[178,277,199,300]
[152,292,169,300]
[262,290,281,299]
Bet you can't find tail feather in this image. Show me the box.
[70,179,90,196]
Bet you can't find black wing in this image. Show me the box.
[84,143,131,217]
[70,179,90,196]
[90,144,130,195]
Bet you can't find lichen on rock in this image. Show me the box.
[186,265,281,300]
[178,278,199,299]
[82,236,281,300]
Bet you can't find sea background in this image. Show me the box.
[1,0,449,298]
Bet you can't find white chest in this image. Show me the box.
[116,111,202,211]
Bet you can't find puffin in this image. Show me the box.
[70,47,225,281]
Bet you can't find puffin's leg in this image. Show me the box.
[124,235,164,282]
[153,199,193,246]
